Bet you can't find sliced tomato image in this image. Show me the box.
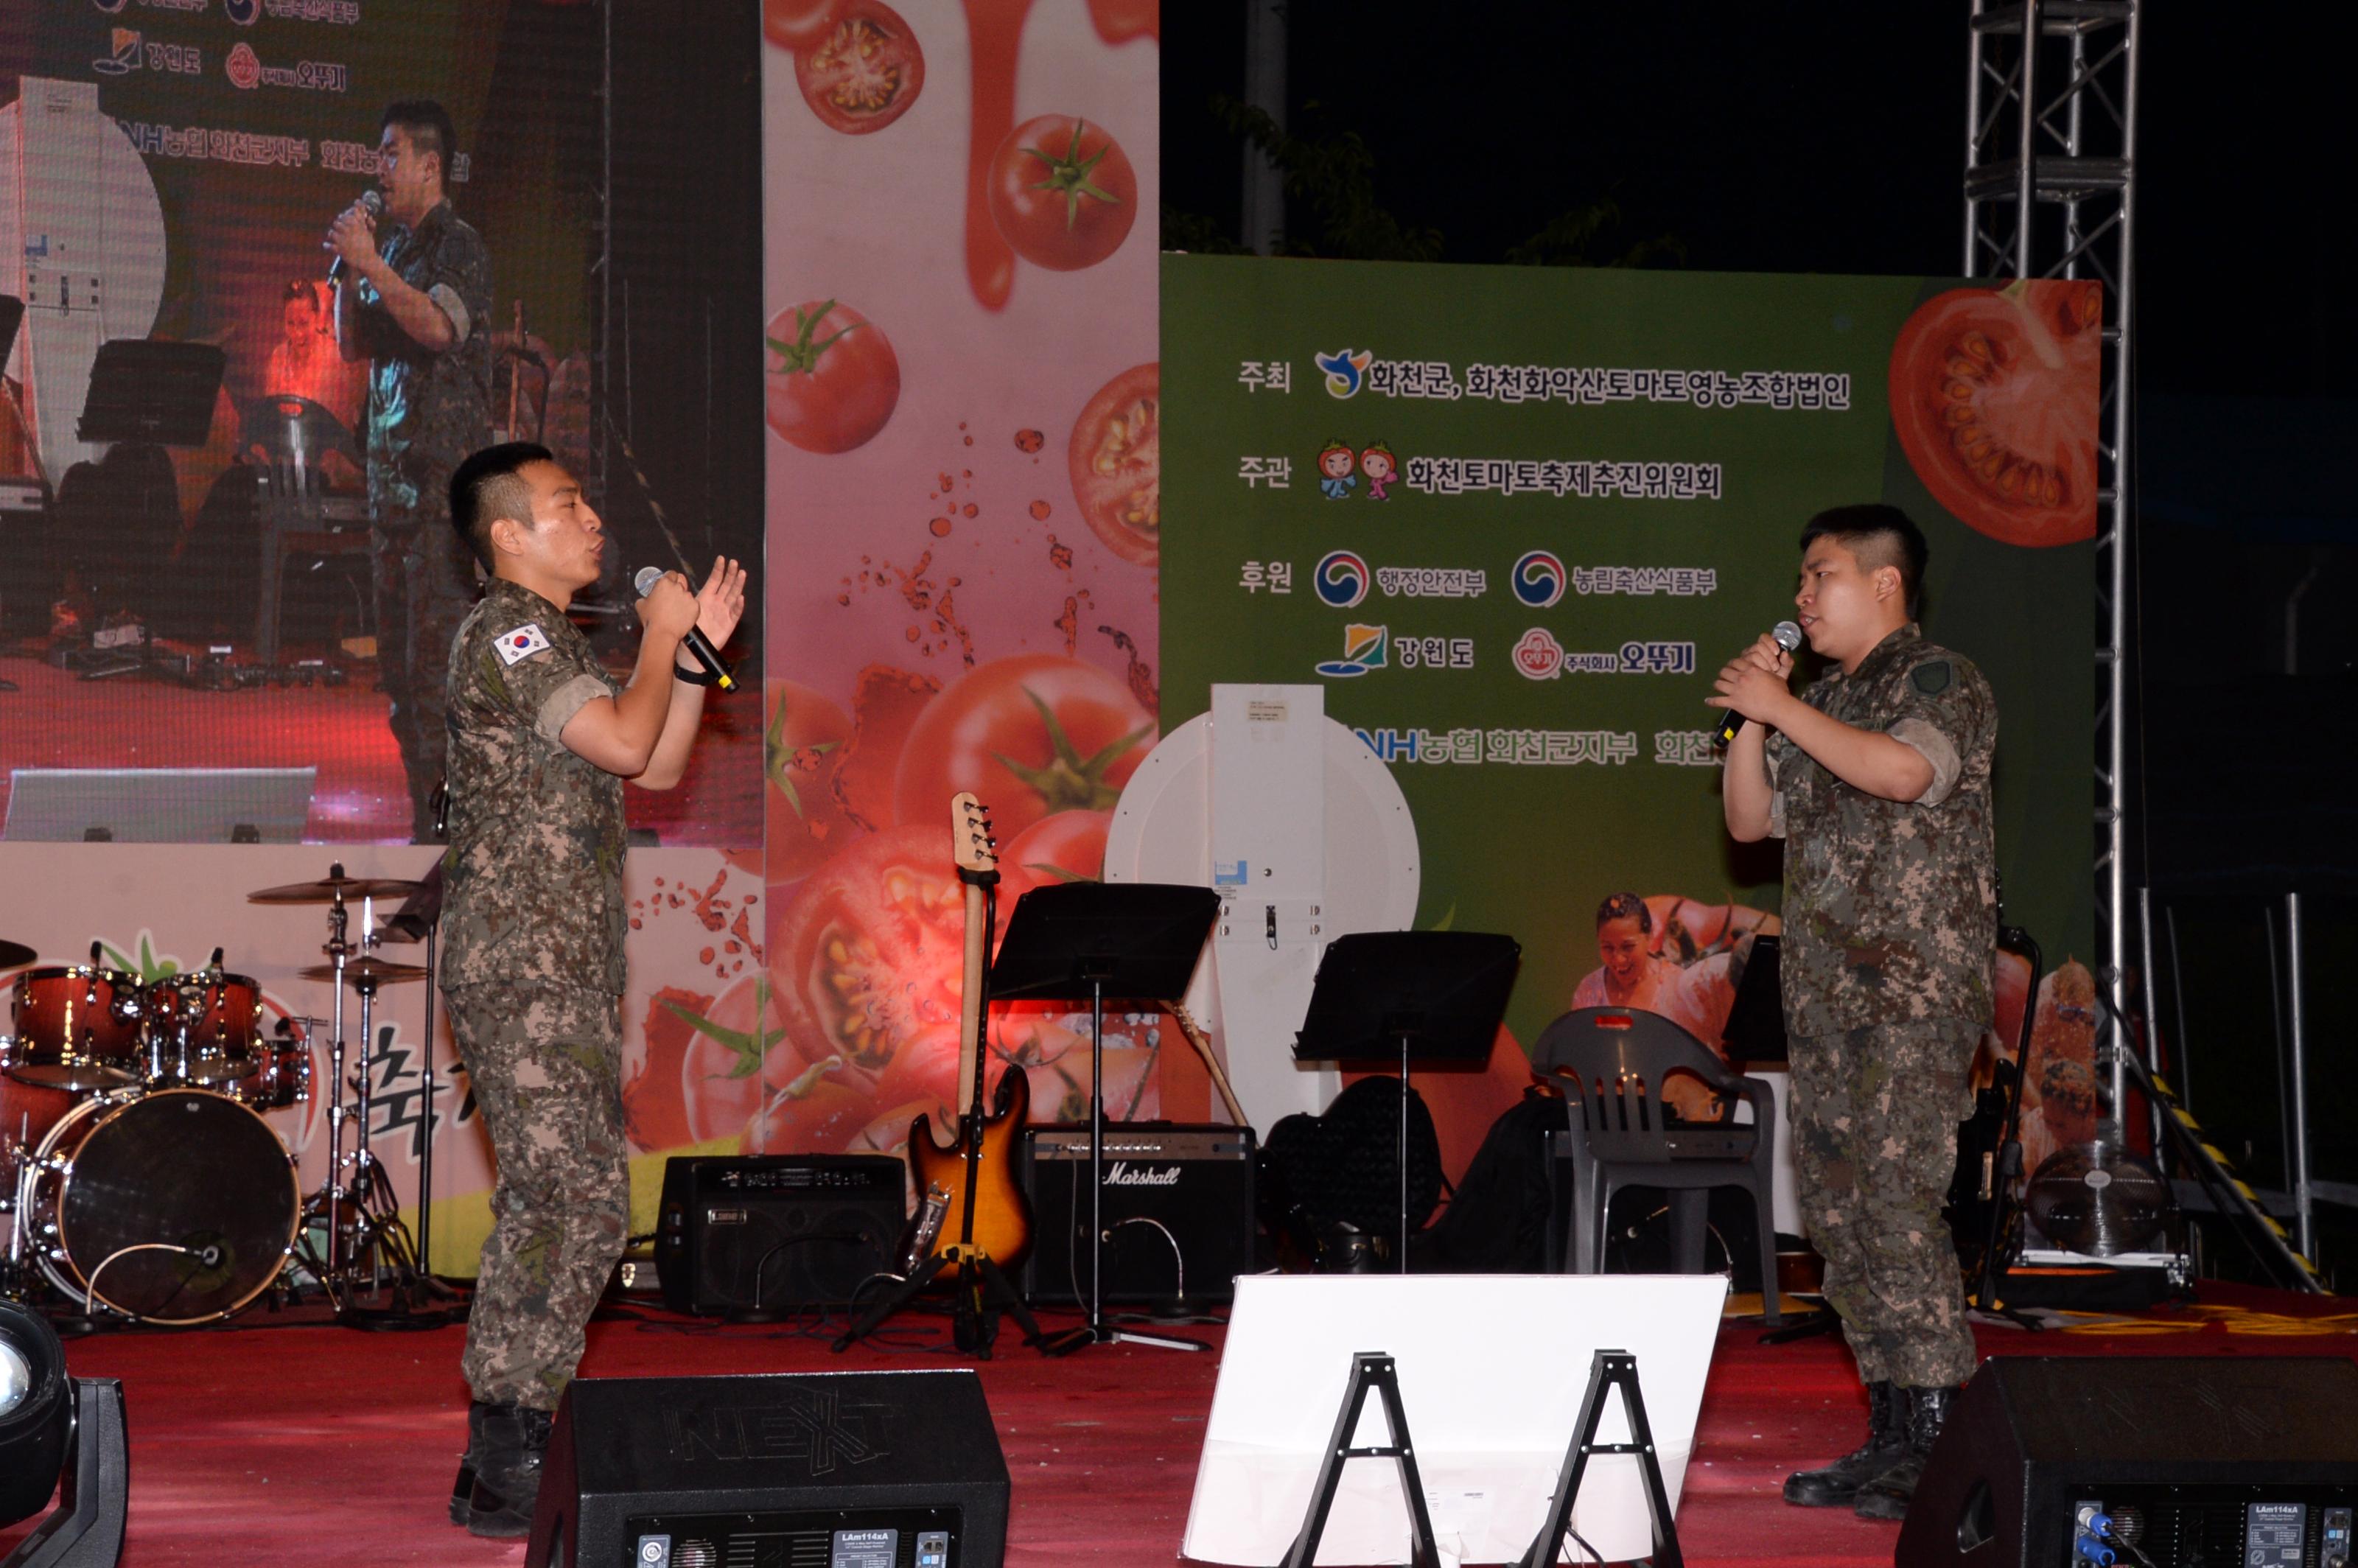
[1068,362,1158,565]
[1888,279,2102,548]
[741,1056,874,1154]
[765,679,856,883]
[771,822,968,1079]
[987,116,1138,273]
[763,0,842,49]
[668,975,797,1145]
[891,654,1155,843]
[1083,0,1156,43]
[766,298,900,454]
[794,0,925,135]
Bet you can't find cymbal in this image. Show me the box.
[1,938,35,970]
[298,956,430,985]
[249,874,424,905]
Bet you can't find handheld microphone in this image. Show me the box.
[634,566,736,692]
[326,189,385,281]
[1712,620,1805,746]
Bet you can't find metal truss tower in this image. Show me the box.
[1964,0,2142,1118]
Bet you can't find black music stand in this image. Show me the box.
[68,340,226,676]
[989,881,1219,1355]
[1292,931,1521,1273]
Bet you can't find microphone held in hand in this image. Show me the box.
[326,189,385,281]
[634,565,736,692]
[1712,620,1805,747]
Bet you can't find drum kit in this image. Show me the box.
[0,864,449,1326]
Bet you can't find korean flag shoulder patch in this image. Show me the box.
[495,623,553,666]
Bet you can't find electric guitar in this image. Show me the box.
[905,792,1034,1276]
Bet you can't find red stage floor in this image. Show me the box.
[0,648,760,846]
[7,1287,2354,1566]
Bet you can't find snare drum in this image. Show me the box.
[142,970,264,1086]
[25,1088,300,1322]
[8,967,144,1090]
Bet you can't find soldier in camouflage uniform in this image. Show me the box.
[1714,504,1997,1523]
[436,441,744,1537]
[330,99,492,841]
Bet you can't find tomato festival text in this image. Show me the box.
[1404,456,1724,502]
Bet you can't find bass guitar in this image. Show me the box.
[905,791,1034,1277]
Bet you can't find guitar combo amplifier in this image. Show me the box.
[655,1155,904,1317]
[1019,1124,1256,1307]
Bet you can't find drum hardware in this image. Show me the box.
[375,858,451,1298]
[6,951,144,1091]
[249,863,444,1320]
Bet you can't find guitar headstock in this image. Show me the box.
[951,791,998,881]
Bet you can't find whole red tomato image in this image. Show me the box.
[766,679,856,882]
[763,0,841,49]
[766,298,900,454]
[772,822,968,1081]
[891,654,1155,842]
[1068,362,1158,565]
[1888,279,2102,547]
[794,0,924,135]
[987,116,1138,272]
[993,808,1110,934]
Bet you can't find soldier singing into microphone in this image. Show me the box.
[330,99,492,842]
[435,440,744,1537]
[1711,503,1998,1525]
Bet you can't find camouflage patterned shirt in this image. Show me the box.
[1766,623,1998,1035]
[354,200,491,527]
[441,579,626,993]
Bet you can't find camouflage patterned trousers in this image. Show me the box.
[1788,1019,1981,1389]
[444,982,629,1411]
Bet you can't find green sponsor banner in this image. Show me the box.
[1162,254,2093,1050]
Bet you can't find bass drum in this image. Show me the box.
[28,1089,299,1323]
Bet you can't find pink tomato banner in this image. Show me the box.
[754,0,1173,1163]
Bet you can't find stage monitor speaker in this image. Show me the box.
[529,1369,1010,1568]
[1897,1356,2358,1568]
[1019,1124,1255,1306]
[655,1155,903,1317]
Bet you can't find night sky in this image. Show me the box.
[1161,3,2356,403]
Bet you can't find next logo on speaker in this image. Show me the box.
[665,1393,901,1476]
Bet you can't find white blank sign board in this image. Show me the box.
[1182,1274,1724,1566]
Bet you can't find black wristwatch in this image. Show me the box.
[673,662,721,687]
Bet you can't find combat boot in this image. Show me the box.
[448,1399,496,1527]
[1853,1384,1956,1521]
[463,1401,555,1539]
[1782,1381,1909,1508]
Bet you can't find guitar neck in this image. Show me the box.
[956,878,988,1120]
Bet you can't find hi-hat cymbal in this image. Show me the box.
[1,938,35,970]
[298,956,430,986]
[249,874,424,905]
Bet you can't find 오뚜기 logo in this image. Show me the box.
[1512,627,1566,680]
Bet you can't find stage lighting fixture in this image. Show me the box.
[0,1299,129,1568]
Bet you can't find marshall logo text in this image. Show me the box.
[1102,1161,1181,1187]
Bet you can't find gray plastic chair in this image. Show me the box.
[1530,1005,1783,1324]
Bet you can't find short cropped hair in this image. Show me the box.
[1595,892,1651,932]
[449,441,553,567]
[1798,503,1929,620]
[381,99,457,183]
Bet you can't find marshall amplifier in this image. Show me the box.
[656,1155,904,1316]
[1019,1124,1256,1307]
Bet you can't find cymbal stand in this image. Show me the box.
[315,880,356,1279]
